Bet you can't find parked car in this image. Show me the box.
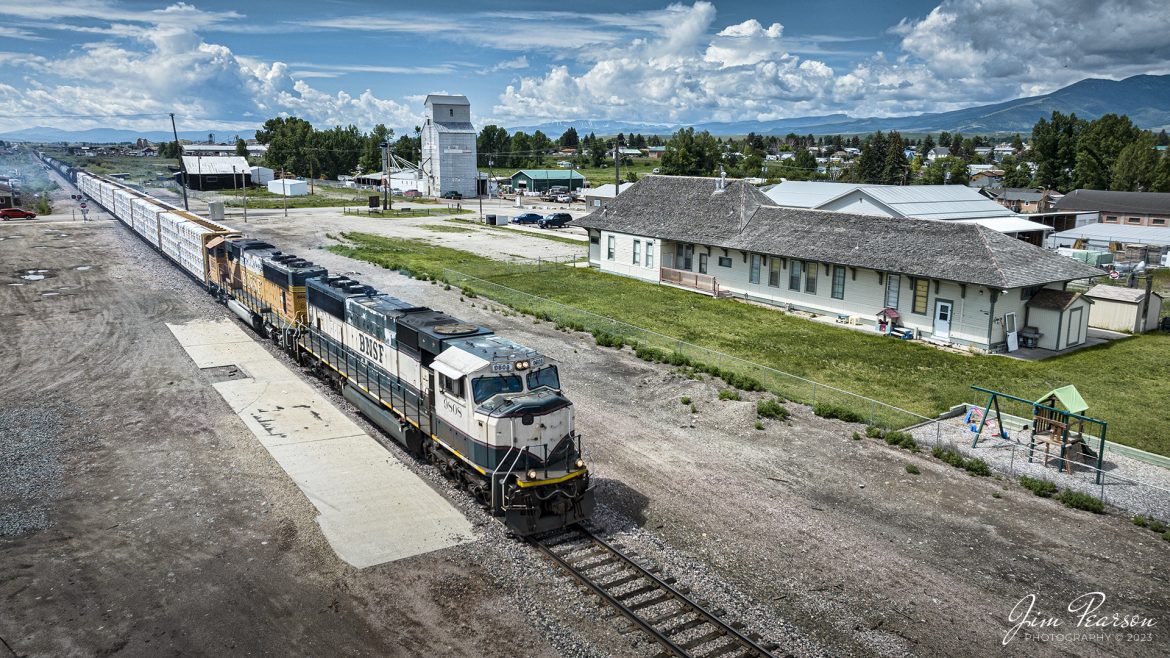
[0,208,36,220]
[555,194,573,203]
[538,212,573,229]
[441,190,463,200]
[403,189,422,199]
[511,212,543,225]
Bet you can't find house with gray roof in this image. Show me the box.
[577,175,1102,353]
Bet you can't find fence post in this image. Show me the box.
[869,399,875,426]
[812,382,817,405]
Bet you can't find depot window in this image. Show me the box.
[607,235,615,260]
[646,242,655,268]
[912,278,930,314]
[526,366,560,391]
[472,374,522,404]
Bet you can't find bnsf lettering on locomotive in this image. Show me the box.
[358,333,384,361]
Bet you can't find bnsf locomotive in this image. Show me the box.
[73,169,593,534]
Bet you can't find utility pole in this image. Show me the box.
[614,139,620,189]
[170,112,189,210]
[281,168,287,218]
[380,141,389,211]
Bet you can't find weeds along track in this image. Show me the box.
[530,525,779,658]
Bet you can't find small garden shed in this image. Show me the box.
[1083,284,1162,333]
[1024,289,1093,351]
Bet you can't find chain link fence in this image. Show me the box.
[441,267,1170,518]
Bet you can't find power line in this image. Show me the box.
[0,112,173,119]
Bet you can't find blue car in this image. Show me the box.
[511,212,543,225]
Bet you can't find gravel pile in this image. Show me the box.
[0,403,68,537]
[909,418,1170,518]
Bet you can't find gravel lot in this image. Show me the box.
[4,208,1168,657]
[244,218,1170,657]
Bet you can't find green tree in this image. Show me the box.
[509,131,532,169]
[478,125,511,168]
[1000,156,1034,188]
[938,131,952,149]
[256,116,316,176]
[558,127,579,149]
[235,136,247,157]
[1152,153,1170,192]
[853,130,888,183]
[1031,111,1084,192]
[159,140,180,159]
[918,134,935,159]
[660,127,720,176]
[354,124,392,173]
[881,131,909,184]
[1074,113,1141,190]
[1156,129,1169,147]
[1111,133,1159,192]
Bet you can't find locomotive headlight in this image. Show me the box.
[526,469,538,480]
[515,360,530,371]
[574,458,586,470]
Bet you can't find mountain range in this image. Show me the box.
[508,74,1170,137]
[2,74,1168,144]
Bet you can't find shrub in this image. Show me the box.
[883,430,916,450]
[851,431,862,441]
[719,370,765,392]
[1149,519,1167,534]
[1132,515,1148,527]
[443,283,452,291]
[592,330,625,348]
[690,403,698,414]
[718,389,742,401]
[1019,476,1058,498]
[932,446,966,468]
[634,344,667,362]
[460,286,477,298]
[754,421,764,431]
[963,457,991,477]
[680,396,692,405]
[992,491,1002,499]
[1057,490,1104,514]
[813,402,865,424]
[1163,532,1170,543]
[865,426,884,439]
[756,399,790,421]
[905,464,920,475]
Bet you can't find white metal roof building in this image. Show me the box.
[764,181,1050,240]
[763,181,878,208]
[1049,223,1170,248]
[180,155,251,191]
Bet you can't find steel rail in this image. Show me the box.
[530,526,776,658]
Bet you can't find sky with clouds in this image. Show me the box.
[0,0,1167,135]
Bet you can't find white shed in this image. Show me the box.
[249,166,274,185]
[267,179,307,196]
[1083,285,1163,333]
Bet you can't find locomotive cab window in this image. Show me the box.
[440,373,465,400]
[526,366,560,391]
[472,374,523,404]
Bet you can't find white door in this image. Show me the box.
[933,301,953,342]
[1067,307,1085,346]
[1004,312,1019,352]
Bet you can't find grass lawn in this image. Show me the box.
[330,232,1170,457]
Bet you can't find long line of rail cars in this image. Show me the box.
[69,168,593,534]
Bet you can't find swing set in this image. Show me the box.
[969,385,1108,485]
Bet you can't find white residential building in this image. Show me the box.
[577,176,1101,353]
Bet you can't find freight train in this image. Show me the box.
[71,168,593,534]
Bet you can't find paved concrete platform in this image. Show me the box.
[167,319,474,568]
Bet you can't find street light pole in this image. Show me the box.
[170,112,189,211]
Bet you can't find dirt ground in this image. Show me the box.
[4,201,1169,657]
[243,220,1170,658]
[0,219,560,657]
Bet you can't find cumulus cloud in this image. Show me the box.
[494,2,840,124]
[0,2,418,132]
[895,0,1170,98]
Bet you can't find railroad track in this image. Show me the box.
[530,525,779,658]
